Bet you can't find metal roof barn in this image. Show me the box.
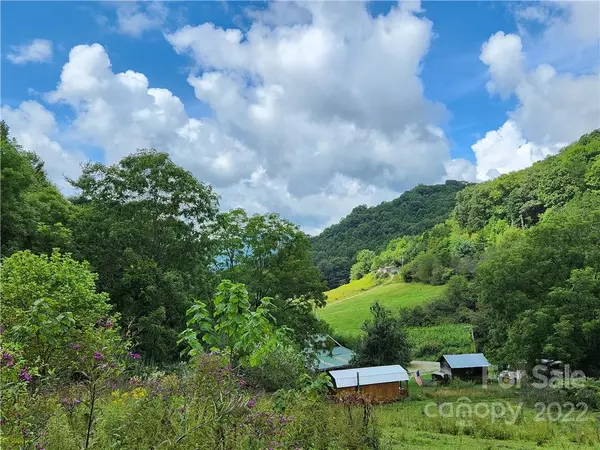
[442,353,490,369]
[329,365,409,389]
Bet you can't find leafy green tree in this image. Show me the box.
[1,250,120,379]
[350,249,376,280]
[1,121,73,256]
[179,279,287,367]
[475,192,600,374]
[216,209,326,306]
[70,150,219,362]
[214,209,327,348]
[352,301,412,367]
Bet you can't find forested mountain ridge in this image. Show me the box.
[325,129,600,375]
[311,180,469,288]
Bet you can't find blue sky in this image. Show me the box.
[1,1,598,233]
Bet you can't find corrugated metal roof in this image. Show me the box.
[329,365,409,388]
[442,353,490,369]
[316,346,354,370]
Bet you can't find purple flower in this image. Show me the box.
[19,368,32,382]
[247,399,256,409]
[104,320,114,328]
[93,352,103,361]
[1,352,15,367]
[127,352,141,360]
[179,407,185,413]
[70,343,81,351]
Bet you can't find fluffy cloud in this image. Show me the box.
[6,39,53,64]
[8,1,595,233]
[6,0,453,233]
[471,2,600,181]
[0,101,84,190]
[114,2,168,37]
[166,1,449,201]
[46,43,257,187]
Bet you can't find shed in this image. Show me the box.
[329,365,409,402]
[316,345,355,371]
[435,353,490,383]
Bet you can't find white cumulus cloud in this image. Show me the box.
[470,2,600,181]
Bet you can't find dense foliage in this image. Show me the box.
[0,122,73,257]
[351,302,412,367]
[330,129,600,375]
[0,121,328,364]
[311,180,468,288]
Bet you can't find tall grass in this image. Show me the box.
[407,324,475,361]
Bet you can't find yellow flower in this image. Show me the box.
[131,387,147,399]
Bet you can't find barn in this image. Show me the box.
[434,353,490,383]
[329,365,409,402]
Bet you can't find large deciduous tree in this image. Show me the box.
[215,209,326,306]
[214,209,328,347]
[1,121,73,257]
[70,150,219,362]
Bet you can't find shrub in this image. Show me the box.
[244,344,308,391]
[1,250,120,381]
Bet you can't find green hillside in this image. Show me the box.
[311,180,469,288]
[319,279,443,337]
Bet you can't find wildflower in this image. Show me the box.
[238,378,248,388]
[70,343,81,351]
[93,352,103,361]
[131,387,147,399]
[127,352,141,360]
[179,407,185,413]
[129,377,140,385]
[247,399,256,409]
[19,368,32,382]
[104,320,114,328]
[1,352,15,367]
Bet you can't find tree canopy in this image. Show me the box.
[311,180,468,288]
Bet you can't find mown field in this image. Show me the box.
[324,273,380,303]
[319,278,444,335]
[377,380,600,449]
[319,278,473,360]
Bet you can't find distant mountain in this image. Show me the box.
[311,180,469,288]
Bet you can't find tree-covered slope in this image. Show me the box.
[311,180,469,288]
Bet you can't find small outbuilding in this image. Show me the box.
[329,365,409,402]
[434,353,490,383]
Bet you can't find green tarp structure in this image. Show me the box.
[316,345,354,371]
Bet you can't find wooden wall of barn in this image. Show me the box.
[335,381,408,402]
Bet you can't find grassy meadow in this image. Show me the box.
[376,379,600,449]
[324,273,380,303]
[319,277,444,338]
